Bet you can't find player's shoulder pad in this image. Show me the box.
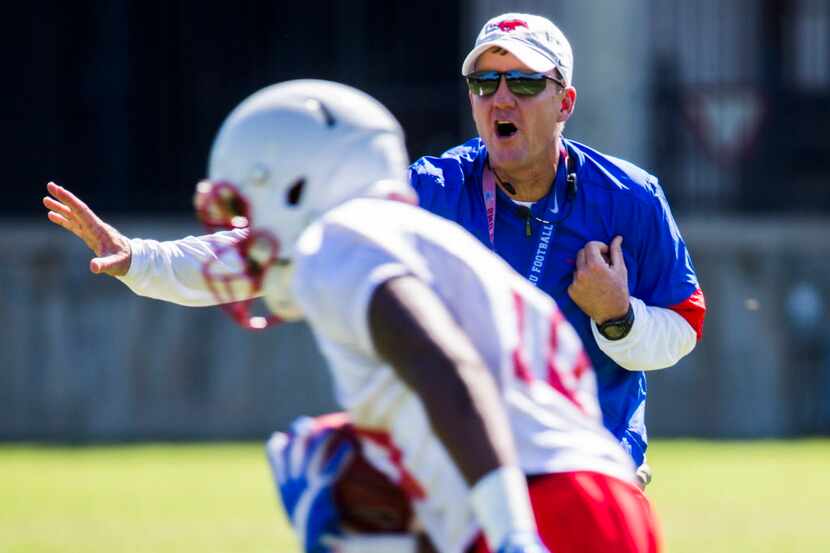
[566,138,663,208]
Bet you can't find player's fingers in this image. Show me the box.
[322,440,355,478]
[307,435,333,476]
[610,235,624,268]
[288,436,307,479]
[265,432,289,486]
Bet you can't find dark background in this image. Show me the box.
[9,0,830,217]
[13,1,465,215]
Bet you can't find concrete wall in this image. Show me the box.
[2,217,829,441]
[646,217,830,437]
[0,219,338,442]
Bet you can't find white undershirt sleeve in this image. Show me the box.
[116,228,255,307]
[591,296,696,371]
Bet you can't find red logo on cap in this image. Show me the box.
[497,19,528,32]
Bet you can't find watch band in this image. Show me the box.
[597,303,635,341]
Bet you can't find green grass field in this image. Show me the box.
[2,440,828,553]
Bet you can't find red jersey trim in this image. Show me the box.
[669,288,706,341]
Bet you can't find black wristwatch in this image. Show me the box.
[597,303,635,341]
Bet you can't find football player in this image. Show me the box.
[44,80,660,553]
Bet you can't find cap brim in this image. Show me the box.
[461,38,556,76]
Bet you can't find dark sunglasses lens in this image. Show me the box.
[467,77,499,96]
[467,72,502,96]
[506,77,547,96]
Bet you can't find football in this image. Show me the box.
[333,450,414,533]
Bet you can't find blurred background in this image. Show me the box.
[5,0,829,441]
[2,0,830,551]
[0,0,830,553]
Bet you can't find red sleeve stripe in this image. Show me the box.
[669,288,706,341]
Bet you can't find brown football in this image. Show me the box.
[333,452,414,533]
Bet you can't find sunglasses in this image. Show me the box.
[466,70,564,97]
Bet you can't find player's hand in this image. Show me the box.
[567,235,630,324]
[266,416,356,553]
[43,182,132,277]
[495,531,551,553]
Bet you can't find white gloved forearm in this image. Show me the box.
[117,228,253,306]
[592,296,696,371]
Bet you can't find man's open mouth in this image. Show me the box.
[495,121,518,138]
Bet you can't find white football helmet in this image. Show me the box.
[194,80,415,329]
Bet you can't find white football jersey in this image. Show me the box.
[291,198,636,553]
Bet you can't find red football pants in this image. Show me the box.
[470,471,661,553]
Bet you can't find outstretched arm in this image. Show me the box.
[43,181,254,307]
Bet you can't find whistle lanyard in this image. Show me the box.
[482,147,568,287]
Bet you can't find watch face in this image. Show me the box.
[599,305,634,340]
[601,322,628,340]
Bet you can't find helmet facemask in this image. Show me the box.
[195,180,289,330]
